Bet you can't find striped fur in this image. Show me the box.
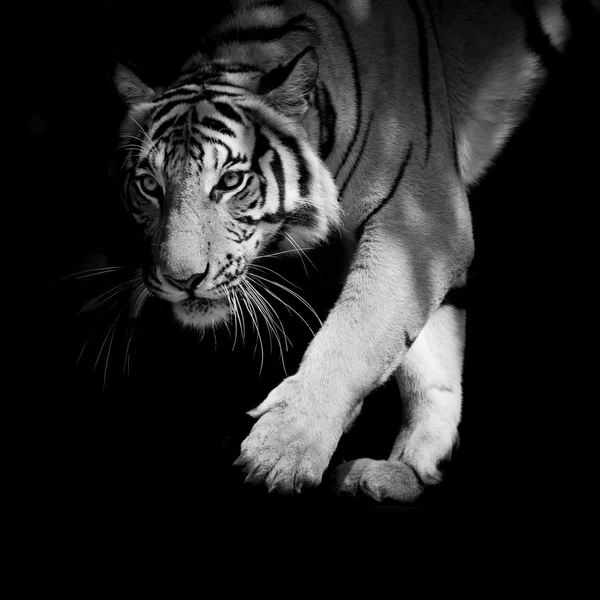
[115,0,596,501]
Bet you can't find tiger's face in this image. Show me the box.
[116,49,339,330]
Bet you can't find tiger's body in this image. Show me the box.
[115,0,594,502]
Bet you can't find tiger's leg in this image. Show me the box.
[332,297,465,503]
[236,154,473,495]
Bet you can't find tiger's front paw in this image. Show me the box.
[235,376,342,494]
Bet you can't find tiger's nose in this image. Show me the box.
[164,264,210,291]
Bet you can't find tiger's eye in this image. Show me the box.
[219,171,243,190]
[140,175,159,194]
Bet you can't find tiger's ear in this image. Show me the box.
[258,47,318,120]
[114,63,157,106]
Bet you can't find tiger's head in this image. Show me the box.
[114,48,340,330]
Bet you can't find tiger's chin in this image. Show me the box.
[172,297,231,331]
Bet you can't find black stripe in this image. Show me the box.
[268,128,310,197]
[356,143,413,240]
[246,190,262,211]
[237,185,252,201]
[251,125,271,204]
[269,147,286,218]
[213,102,245,125]
[451,127,460,175]
[156,86,202,103]
[407,0,432,162]
[313,83,323,135]
[150,96,205,131]
[316,82,336,160]
[404,332,415,349]
[201,79,253,91]
[217,14,314,44]
[200,116,235,137]
[235,215,259,226]
[152,115,179,141]
[338,112,375,200]
[423,0,442,53]
[284,204,318,229]
[197,134,232,152]
[313,0,362,179]
[201,89,245,100]
[225,153,248,169]
[423,0,461,176]
[152,101,183,127]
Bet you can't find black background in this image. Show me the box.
[35,1,599,546]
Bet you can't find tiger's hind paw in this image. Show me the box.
[331,458,424,503]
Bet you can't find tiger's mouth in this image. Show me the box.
[172,295,232,330]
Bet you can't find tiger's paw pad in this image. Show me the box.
[332,458,424,503]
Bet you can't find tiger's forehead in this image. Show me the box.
[139,90,255,178]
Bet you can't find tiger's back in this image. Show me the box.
[192,0,577,209]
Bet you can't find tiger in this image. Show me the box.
[113,0,598,503]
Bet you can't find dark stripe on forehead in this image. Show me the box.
[151,98,198,126]
[213,102,245,125]
[198,133,233,154]
[156,85,203,102]
[202,87,246,100]
[200,116,236,137]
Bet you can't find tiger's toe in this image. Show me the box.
[331,458,375,495]
[359,460,424,503]
[332,458,424,503]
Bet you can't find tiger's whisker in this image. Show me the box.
[124,117,160,156]
[101,300,129,390]
[244,280,275,354]
[124,281,149,377]
[258,248,315,260]
[245,278,290,374]
[75,279,138,319]
[249,276,319,339]
[245,277,291,349]
[283,232,317,275]
[48,266,129,288]
[249,263,303,291]
[249,273,323,327]
[239,280,265,375]
[77,295,126,368]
